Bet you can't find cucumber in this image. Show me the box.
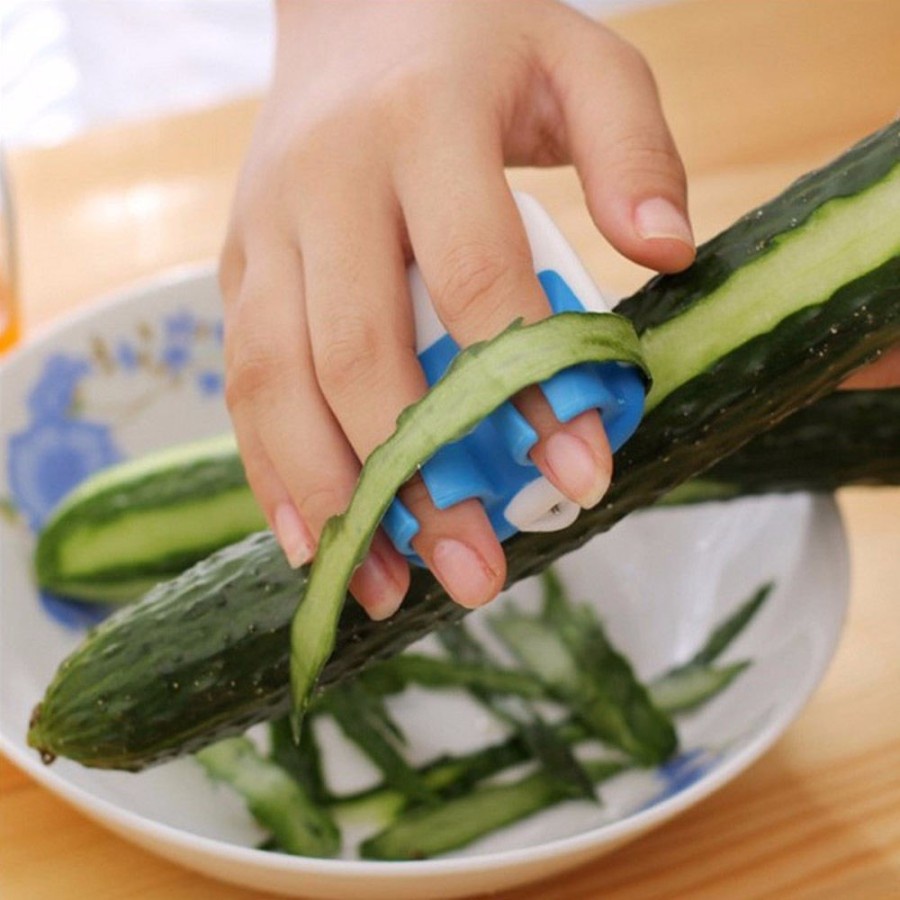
[28,121,900,770]
[195,736,340,857]
[36,386,900,605]
[663,388,900,504]
[35,434,265,602]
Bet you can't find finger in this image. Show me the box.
[841,343,900,389]
[223,236,408,616]
[223,238,353,541]
[300,187,419,471]
[220,234,314,564]
[402,478,506,611]
[398,135,613,508]
[397,134,550,343]
[231,414,313,568]
[300,187,504,610]
[515,388,613,510]
[348,528,411,622]
[545,22,694,273]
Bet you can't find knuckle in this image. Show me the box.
[286,108,368,178]
[433,241,526,329]
[313,315,385,400]
[224,323,292,411]
[289,120,337,173]
[614,39,655,82]
[371,66,444,131]
[600,129,684,185]
[225,349,278,412]
[594,28,656,85]
[296,484,347,524]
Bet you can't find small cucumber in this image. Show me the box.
[35,434,265,602]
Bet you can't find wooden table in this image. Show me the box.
[2,1,898,897]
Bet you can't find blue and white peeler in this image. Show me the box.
[382,192,646,564]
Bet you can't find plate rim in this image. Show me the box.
[0,261,219,379]
[0,265,850,887]
[0,498,849,882]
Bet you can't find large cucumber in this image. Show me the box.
[28,121,900,770]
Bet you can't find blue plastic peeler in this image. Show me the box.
[382,192,646,564]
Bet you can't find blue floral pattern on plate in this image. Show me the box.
[8,412,121,531]
[4,308,225,628]
[641,747,721,810]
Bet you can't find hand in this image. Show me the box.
[219,0,694,619]
[841,344,900,389]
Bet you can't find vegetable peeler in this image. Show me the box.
[383,192,646,563]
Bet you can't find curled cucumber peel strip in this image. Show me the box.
[289,312,649,733]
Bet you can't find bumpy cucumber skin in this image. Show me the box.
[674,388,900,502]
[28,124,900,770]
[29,284,899,771]
[28,532,470,769]
[35,444,265,601]
[31,533,300,769]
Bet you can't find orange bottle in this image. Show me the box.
[0,157,17,354]
[0,271,17,353]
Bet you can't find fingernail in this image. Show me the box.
[544,431,610,509]
[273,502,314,568]
[432,539,499,609]
[635,197,694,246]
[353,550,407,621]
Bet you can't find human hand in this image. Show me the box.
[841,344,900,389]
[219,0,694,620]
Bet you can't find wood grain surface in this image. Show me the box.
[3,1,899,897]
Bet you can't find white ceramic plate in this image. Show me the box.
[0,266,848,900]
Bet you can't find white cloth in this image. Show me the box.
[2,0,274,146]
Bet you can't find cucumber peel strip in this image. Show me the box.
[290,313,647,730]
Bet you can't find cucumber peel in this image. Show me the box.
[289,313,647,728]
[195,736,340,857]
